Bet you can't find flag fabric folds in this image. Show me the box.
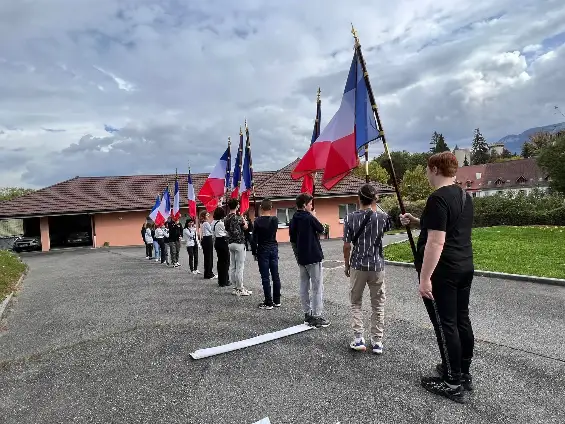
[197,146,231,212]
[149,195,164,226]
[172,178,180,221]
[159,187,171,222]
[320,50,380,189]
[187,169,196,219]
[240,130,253,214]
[231,130,244,199]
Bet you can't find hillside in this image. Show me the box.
[498,121,565,154]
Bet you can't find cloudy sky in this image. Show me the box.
[1,0,564,188]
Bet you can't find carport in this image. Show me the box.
[48,214,93,249]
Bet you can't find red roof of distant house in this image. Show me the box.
[0,159,395,219]
[454,165,487,191]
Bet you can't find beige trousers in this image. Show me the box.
[350,269,386,342]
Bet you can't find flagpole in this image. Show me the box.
[238,126,244,197]
[351,24,416,258]
[225,137,231,214]
[312,87,321,209]
[245,119,258,218]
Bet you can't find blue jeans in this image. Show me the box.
[153,240,160,260]
[257,245,281,306]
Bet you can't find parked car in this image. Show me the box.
[12,236,42,252]
[66,231,91,246]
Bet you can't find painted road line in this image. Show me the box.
[190,324,314,360]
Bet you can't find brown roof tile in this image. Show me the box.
[454,165,487,191]
[0,160,394,219]
[482,158,549,189]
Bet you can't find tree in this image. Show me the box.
[489,151,501,163]
[537,131,565,194]
[521,131,554,158]
[0,187,34,201]
[400,165,433,201]
[376,151,430,183]
[471,128,490,164]
[463,156,469,166]
[352,159,390,184]
[454,144,460,151]
[501,148,512,159]
[429,131,450,154]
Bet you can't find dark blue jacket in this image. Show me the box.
[289,210,324,266]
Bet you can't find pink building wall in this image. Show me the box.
[89,196,359,248]
[40,217,50,252]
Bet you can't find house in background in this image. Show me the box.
[0,159,394,252]
[455,158,550,197]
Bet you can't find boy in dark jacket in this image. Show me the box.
[289,193,330,328]
[253,199,281,310]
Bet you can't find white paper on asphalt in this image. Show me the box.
[190,324,314,360]
[252,418,271,424]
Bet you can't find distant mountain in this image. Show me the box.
[497,121,565,154]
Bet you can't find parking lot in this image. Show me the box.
[1,239,564,424]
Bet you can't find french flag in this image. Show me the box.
[187,169,196,219]
[231,130,244,199]
[172,178,180,221]
[149,195,164,226]
[301,90,322,194]
[240,135,253,214]
[320,50,380,189]
[197,146,231,212]
[159,187,171,222]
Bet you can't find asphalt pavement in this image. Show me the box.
[0,235,563,424]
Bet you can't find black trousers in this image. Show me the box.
[157,238,166,263]
[145,243,153,258]
[214,237,230,286]
[201,236,214,278]
[422,269,475,385]
[187,246,198,271]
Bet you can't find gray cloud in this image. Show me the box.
[1,0,565,188]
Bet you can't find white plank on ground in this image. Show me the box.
[189,324,314,360]
[252,417,271,424]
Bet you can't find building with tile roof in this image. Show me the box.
[0,159,395,251]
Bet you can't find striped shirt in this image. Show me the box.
[343,209,391,271]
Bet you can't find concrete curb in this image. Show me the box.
[0,271,26,320]
[384,260,565,287]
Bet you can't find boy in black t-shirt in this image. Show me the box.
[400,151,475,404]
[253,199,281,310]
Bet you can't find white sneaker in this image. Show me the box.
[371,341,383,355]
[155,259,159,262]
[195,270,201,274]
[242,287,253,295]
[233,288,252,296]
[191,270,197,275]
[145,256,149,259]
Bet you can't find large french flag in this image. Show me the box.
[198,146,231,212]
[320,50,380,189]
[149,195,164,226]
[240,136,253,214]
[231,130,244,199]
[172,178,180,221]
[187,169,196,219]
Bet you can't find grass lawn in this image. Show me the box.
[385,229,408,235]
[384,226,565,279]
[0,250,27,300]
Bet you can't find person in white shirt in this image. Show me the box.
[183,219,200,274]
[199,210,215,279]
[212,207,230,287]
[154,223,167,264]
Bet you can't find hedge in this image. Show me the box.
[379,191,565,228]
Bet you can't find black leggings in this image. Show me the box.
[423,270,475,385]
[187,246,198,271]
[145,243,153,258]
[214,237,230,286]
[201,236,214,278]
[157,238,166,263]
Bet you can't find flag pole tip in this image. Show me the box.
[351,24,360,45]
[317,87,321,100]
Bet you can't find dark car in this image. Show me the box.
[12,236,42,252]
[66,231,91,246]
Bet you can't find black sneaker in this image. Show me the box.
[273,302,281,308]
[311,316,331,328]
[421,376,468,404]
[436,364,474,391]
[304,313,313,325]
[258,302,274,310]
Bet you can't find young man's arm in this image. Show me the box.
[342,215,353,277]
[310,213,325,234]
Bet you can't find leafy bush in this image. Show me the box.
[380,190,565,228]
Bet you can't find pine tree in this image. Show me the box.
[430,131,450,153]
[463,156,469,166]
[471,128,490,164]
[454,144,459,151]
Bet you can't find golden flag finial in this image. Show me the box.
[245,118,248,129]
[239,126,243,136]
[351,23,360,46]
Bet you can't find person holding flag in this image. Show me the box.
[300,88,322,196]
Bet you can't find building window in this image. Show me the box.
[339,203,357,222]
[276,207,296,227]
[472,192,477,198]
